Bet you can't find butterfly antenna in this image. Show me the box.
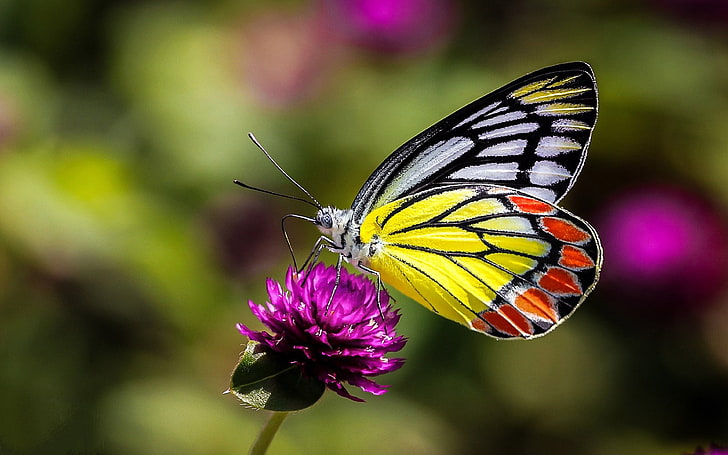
[233,179,319,209]
[247,132,322,209]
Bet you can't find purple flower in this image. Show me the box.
[322,0,456,54]
[597,185,728,312]
[687,445,728,455]
[237,263,407,402]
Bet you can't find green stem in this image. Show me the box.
[249,411,290,455]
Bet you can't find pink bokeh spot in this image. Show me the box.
[689,445,728,455]
[609,198,693,278]
[598,185,728,310]
[324,0,455,54]
[349,0,420,30]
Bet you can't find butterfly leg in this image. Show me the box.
[281,213,320,272]
[356,261,389,330]
[325,254,344,313]
[299,235,337,282]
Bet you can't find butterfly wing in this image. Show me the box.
[358,184,602,339]
[350,62,597,224]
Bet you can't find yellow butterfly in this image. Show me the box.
[246,62,603,339]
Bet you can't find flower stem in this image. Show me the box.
[249,411,289,455]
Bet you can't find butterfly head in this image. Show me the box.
[314,207,355,249]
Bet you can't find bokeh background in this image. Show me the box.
[2,0,728,454]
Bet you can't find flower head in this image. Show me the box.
[597,185,728,313]
[237,263,407,401]
[322,0,456,54]
[687,445,728,455]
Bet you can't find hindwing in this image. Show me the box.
[358,184,602,339]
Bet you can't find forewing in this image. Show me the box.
[351,62,597,223]
[359,184,602,339]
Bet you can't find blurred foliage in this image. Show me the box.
[1,0,728,454]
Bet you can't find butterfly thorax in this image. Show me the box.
[314,206,376,269]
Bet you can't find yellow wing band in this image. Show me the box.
[356,186,602,339]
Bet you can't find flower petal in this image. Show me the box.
[237,263,407,402]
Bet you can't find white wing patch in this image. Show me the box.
[455,102,501,128]
[552,119,590,132]
[476,139,528,157]
[450,162,520,181]
[377,136,474,205]
[519,186,557,202]
[536,103,595,116]
[535,136,581,157]
[528,161,570,185]
[472,111,527,129]
[479,122,539,140]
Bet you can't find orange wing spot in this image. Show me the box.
[539,267,582,296]
[514,288,558,322]
[498,304,534,335]
[542,217,589,243]
[508,195,554,214]
[471,318,489,333]
[479,310,522,337]
[559,245,595,270]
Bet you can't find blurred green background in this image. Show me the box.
[1,0,728,454]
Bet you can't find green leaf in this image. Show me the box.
[229,341,325,411]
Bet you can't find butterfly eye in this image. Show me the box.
[316,211,333,229]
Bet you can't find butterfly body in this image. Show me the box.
[313,62,602,339]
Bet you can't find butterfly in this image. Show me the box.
[247,62,602,339]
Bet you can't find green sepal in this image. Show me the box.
[229,341,325,411]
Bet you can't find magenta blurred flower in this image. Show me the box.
[322,0,456,54]
[598,186,728,311]
[238,263,407,401]
[687,445,728,455]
